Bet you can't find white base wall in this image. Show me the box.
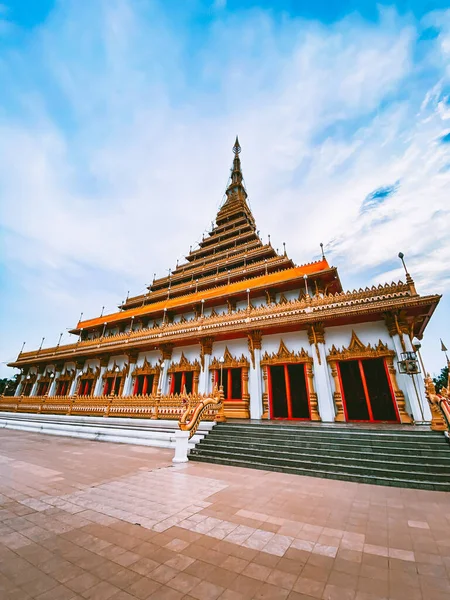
[0,413,214,450]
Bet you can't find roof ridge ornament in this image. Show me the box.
[398,252,417,296]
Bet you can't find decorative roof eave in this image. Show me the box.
[9,291,440,368]
[72,260,332,332]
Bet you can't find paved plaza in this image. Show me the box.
[0,430,450,600]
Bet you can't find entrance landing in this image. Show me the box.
[232,419,431,431]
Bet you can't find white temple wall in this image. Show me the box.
[105,355,129,370]
[211,339,247,362]
[84,358,100,370]
[235,300,248,311]
[137,350,159,367]
[261,331,310,354]
[171,344,200,364]
[251,296,266,308]
[324,321,392,352]
[279,290,299,302]
[213,304,228,315]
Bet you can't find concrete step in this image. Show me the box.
[189,422,450,491]
[0,412,214,449]
[190,453,450,492]
[197,438,450,465]
[190,446,450,479]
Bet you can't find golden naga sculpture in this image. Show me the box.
[179,385,226,439]
[424,374,450,433]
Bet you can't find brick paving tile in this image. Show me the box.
[0,430,450,600]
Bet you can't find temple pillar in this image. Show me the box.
[384,311,431,423]
[48,364,63,397]
[307,323,334,422]
[124,353,138,396]
[30,367,43,396]
[69,361,84,396]
[199,337,214,395]
[158,344,173,394]
[248,330,263,419]
[15,372,26,396]
[94,357,109,396]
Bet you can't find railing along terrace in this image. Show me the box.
[425,375,450,438]
[0,391,223,422]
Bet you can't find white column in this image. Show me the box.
[48,369,62,397]
[311,344,335,422]
[158,361,171,394]
[199,354,212,394]
[94,366,108,396]
[69,366,83,395]
[15,374,25,396]
[390,335,430,422]
[30,372,40,396]
[123,360,137,396]
[249,348,263,420]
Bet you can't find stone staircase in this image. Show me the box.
[0,412,214,449]
[189,422,450,491]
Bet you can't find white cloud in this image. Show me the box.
[0,2,449,376]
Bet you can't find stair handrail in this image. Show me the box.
[424,375,450,437]
[179,385,225,439]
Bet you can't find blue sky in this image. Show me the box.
[0,0,449,378]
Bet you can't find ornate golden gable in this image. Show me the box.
[132,357,160,377]
[209,346,250,369]
[81,365,100,380]
[102,362,127,379]
[327,331,394,362]
[57,369,75,382]
[260,339,311,366]
[168,352,201,373]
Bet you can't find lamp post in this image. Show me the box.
[246,288,250,309]
[303,274,309,297]
[112,365,120,396]
[219,356,225,390]
[412,337,427,375]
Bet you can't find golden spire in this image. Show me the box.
[226,135,247,199]
[215,137,255,227]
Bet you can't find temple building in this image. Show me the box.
[8,138,441,425]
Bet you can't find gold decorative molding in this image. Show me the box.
[80,366,100,380]
[305,361,321,421]
[57,370,75,382]
[168,353,201,373]
[200,336,214,371]
[424,375,448,431]
[327,331,393,361]
[210,346,250,369]
[261,339,311,366]
[132,357,160,377]
[102,363,127,379]
[307,322,325,364]
[160,343,174,361]
[384,310,409,352]
[247,330,262,369]
[99,356,110,368]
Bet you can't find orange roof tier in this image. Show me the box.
[74,260,331,332]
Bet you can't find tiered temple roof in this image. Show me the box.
[119,137,340,312]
